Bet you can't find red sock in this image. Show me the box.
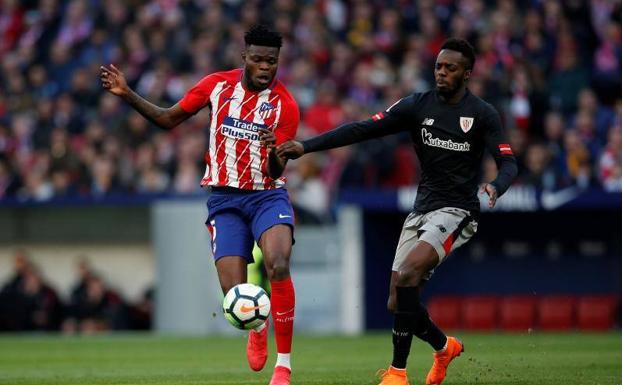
[270,277,295,354]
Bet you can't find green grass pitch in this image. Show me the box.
[0,332,620,384]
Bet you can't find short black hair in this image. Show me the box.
[244,25,283,49]
[440,38,475,70]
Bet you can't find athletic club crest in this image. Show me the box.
[459,117,474,133]
[258,101,276,120]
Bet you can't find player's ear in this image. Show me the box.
[241,51,246,61]
[464,69,471,82]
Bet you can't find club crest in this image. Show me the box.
[258,102,276,120]
[460,117,474,133]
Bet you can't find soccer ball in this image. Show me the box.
[222,283,270,330]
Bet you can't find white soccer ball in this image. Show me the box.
[223,283,271,330]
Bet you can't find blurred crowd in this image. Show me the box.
[0,249,153,332]
[1,0,622,222]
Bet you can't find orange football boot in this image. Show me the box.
[377,366,409,385]
[425,336,464,385]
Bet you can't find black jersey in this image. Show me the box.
[302,90,518,214]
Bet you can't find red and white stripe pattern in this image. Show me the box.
[498,143,513,155]
[190,70,297,190]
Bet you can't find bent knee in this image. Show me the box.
[396,268,426,287]
[265,257,290,280]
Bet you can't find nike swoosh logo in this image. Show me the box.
[240,304,267,313]
[224,97,237,102]
[279,214,292,219]
[541,187,578,210]
[276,308,294,316]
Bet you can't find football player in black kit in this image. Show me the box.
[276,38,518,385]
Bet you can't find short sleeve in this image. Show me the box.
[179,74,217,114]
[275,98,300,145]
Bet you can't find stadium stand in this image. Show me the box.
[462,296,499,331]
[577,295,619,331]
[499,295,538,332]
[427,295,462,330]
[537,295,577,331]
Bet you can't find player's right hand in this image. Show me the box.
[100,64,128,96]
[276,140,304,159]
[480,183,498,208]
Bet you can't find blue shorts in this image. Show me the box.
[205,187,295,262]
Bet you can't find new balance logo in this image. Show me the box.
[422,118,435,126]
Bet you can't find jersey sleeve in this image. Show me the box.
[302,95,414,153]
[179,74,217,114]
[275,98,300,145]
[483,109,518,196]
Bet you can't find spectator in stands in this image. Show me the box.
[0,249,31,302]
[19,267,63,331]
[62,262,128,335]
[0,156,20,199]
[78,275,127,333]
[562,130,595,189]
[287,153,330,223]
[575,88,615,144]
[0,250,62,331]
[548,34,590,115]
[543,111,566,169]
[519,143,562,190]
[62,257,93,334]
[599,126,622,189]
[303,80,345,135]
[129,286,153,330]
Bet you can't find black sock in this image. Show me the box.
[411,299,447,351]
[391,286,419,369]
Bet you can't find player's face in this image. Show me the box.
[434,49,471,96]
[242,45,279,91]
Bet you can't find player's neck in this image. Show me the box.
[438,87,467,105]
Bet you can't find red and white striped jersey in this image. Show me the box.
[179,69,299,190]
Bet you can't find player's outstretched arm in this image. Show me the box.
[100,64,192,129]
[281,97,411,157]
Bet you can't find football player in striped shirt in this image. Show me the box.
[101,25,298,385]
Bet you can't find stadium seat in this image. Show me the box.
[427,296,462,330]
[537,296,576,331]
[462,296,498,331]
[499,296,537,332]
[577,295,619,331]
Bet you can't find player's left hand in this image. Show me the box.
[258,129,276,148]
[481,183,498,208]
